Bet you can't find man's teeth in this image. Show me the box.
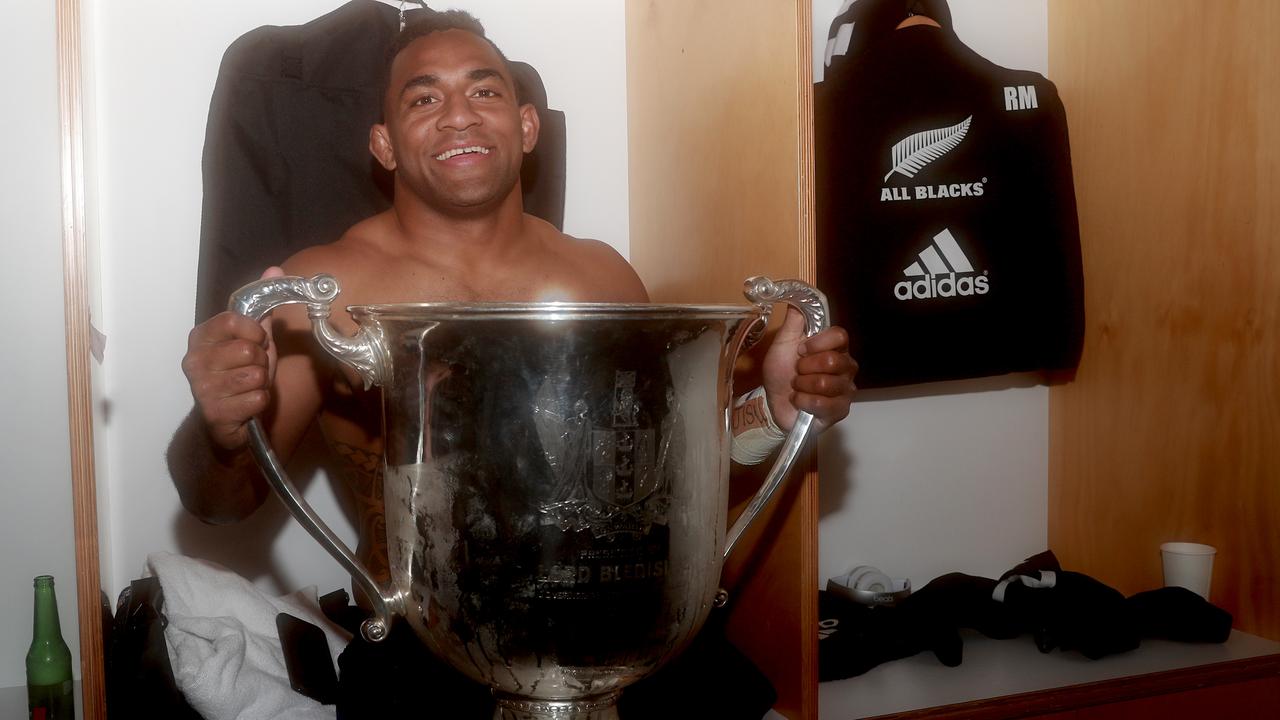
[435,146,490,161]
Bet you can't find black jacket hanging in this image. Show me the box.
[815,7,1084,388]
[194,0,567,323]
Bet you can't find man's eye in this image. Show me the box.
[474,88,498,98]
[411,95,437,106]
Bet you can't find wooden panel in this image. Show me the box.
[626,0,809,303]
[56,0,105,717]
[865,654,1280,719]
[626,1,818,717]
[1047,0,1280,640]
[723,462,819,719]
[1076,676,1280,720]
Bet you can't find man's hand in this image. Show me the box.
[180,266,284,450]
[761,307,858,432]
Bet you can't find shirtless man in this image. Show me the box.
[168,12,857,591]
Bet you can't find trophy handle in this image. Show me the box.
[722,276,830,562]
[228,274,398,642]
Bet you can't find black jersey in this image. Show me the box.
[816,18,1084,388]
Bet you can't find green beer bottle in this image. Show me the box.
[27,575,75,720]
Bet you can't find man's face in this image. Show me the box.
[371,30,538,214]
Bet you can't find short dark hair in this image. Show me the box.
[379,10,525,115]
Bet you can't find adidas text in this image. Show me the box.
[894,273,989,301]
[881,180,986,202]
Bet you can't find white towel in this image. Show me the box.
[146,552,352,720]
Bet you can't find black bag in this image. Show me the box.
[105,577,202,720]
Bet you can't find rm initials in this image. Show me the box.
[1003,85,1038,111]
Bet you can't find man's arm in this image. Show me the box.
[728,308,857,465]
[166,267,326,524]
[166,407,269,524]
[759,307,856,433]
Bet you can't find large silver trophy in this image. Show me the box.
[231,274,828,719]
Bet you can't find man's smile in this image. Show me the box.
[434,145,491,161]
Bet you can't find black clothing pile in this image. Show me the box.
[818,550,1233,682]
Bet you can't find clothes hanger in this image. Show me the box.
[896,0,942,30]
[377,0,429,31]
[400,1,430,30]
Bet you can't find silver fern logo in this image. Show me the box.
[884,116,973,182]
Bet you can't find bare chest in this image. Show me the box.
[338,258,600,308]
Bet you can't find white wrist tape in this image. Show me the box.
[730,386,787,465]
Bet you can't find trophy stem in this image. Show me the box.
[493,691,621,720]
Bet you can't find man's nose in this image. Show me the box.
[437,95,482,132]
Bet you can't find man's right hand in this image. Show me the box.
[180,267,284,450]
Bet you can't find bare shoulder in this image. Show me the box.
[269,214,395,335]
[280,214,389,295]
[536,219,649,303]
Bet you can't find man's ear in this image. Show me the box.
[369,123,397,171]
[519,103,541,154]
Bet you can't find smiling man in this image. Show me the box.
[168,13,855,713]
[171,14,652,578]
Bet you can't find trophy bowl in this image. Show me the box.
[231,274,827,720]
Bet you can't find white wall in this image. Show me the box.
[812,0,1053,588]
[0,0,82,688]
[89,0,629,599]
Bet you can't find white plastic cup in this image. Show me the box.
[1160,542,1216,599]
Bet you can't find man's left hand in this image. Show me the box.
[762,307,858,432]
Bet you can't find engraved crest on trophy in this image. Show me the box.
[536,369,673,538]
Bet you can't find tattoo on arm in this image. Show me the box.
[331,441,390,586]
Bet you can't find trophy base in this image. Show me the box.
[493,692,621,720]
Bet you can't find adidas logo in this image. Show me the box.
[884,116,973,182]
[894,229,990,301]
